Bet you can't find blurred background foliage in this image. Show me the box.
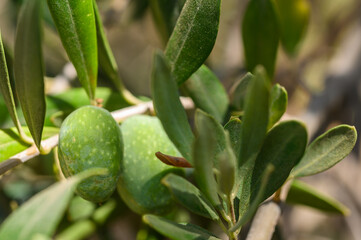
[1,0,361,239]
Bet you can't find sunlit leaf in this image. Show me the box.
[56,220,95,240]
[0,168,107,240]
[242,0,279,77]
[165,0,221,84]
[0,127,59,162]
[143,215,220,240]
[47,0,98,101]
[14,0,45,149]
[291,125,357,178]
[151,50,194,161]
[162,173,219,220]
[183,65,229,123]
[286,180,349,215]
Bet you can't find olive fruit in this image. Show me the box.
[58,105,123,203]
[117,115,184,215]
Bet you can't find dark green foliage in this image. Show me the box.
[14,0,45,149]
[242,0,279,77]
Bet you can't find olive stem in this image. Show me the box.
[0,97,194,175]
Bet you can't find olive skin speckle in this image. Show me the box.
[117,115,184,215]
[58,105,123,203]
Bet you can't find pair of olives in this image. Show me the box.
[58,106,182,214]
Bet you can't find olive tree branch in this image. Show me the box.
[0,97,194,175]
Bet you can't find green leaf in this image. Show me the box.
[93,1,120,92]
[291,125,357,178]
[230,164,274,232]
[14,0,45,149]
[217,133,237,197]
[242,0,280,77]
[143,215,220,240]
[268,84,287,129]
[195,109,226,167]
[193,110,221,207]
[92,199,116,225]
[275,0,310,56]
[150,0,185,44]
[229,72,253,110]
[286,180,349,215]
[162,173,219,220]
[93,1,139,105]
[224,118,242,160]
[47,0,98,101]
[0,168,107,240]
[0,127,59,162]
[56,220,95,240]
[237,67,270,201]
[183,65,229,123]
[239,120,307,216]
[0,32,23,137]
[67,196,96,222]
[151,50,194,161]
[165,0,221,84]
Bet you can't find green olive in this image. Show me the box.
[58,105,123,203]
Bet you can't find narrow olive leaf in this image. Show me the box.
[229,72,253,111]
[193,110,221,207]
[47,0,98,101]
[67,196,96,222]
[0,127,59,162]
[217,132,237,197]
[0,168,107,240]
[291,125,357,178]
[242,0,280,78]
[165,0,221,84]
[149,0,185,44]
[14,0,45,149]
[162,173,219,220]
[252,121,307,201]
[151,50,194,161]
[194,109,226,167]
[0,32,23,138]
[237,66,270,200]
[286,180,349,215]
[224,118,242,160]
[275,0,310,56]
[56,220,95,240]
[268,84,287,129]
[239,120,307,216]
[93,1,139,105]
[183,65,229,123]
[143,215,221,240]
[93,0,120,92]
[230,164,274,232]
[92,199,116,224]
